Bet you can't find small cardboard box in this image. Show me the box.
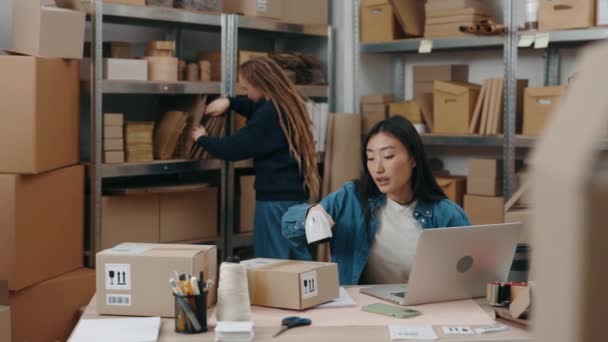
[523,86,566,136]
[8,269,95,342]
[469,159,503,180]
[389,101,423,123]
[539,0,595,31]
[281,0,328,25]
[362,112,387,134]
[362,103,386,114]
[467,178,502,196]
[104,138,124,151]
[242,259,339,310]
[159,188,218,243]
[505,207,532,244]
[436,176,466,206]
[433,80,480,134]
[362,93,394,104]
[12,0,85,59]
[464,194,505,225]
[101,195,160,249]
[96,243,217,317]
[0,306,9,342]
[361,0,404,42]
[238,176,256,233]
[103,58,148,81]
[0,56,79,174]
[597,0,608,25]
[224,0,282,19]
[0,165,84,291]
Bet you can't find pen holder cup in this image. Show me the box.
[174,292,208,334]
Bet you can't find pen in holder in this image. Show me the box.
[174,291,208,334]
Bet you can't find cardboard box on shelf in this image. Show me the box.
[433,80,480,134]
[96,243,217,317]
[198,50,267,82]
[281,0,328,25]
[0,165,84,291]
[539,0,595,31]
[436,176,466,206]
[224,0,282,20]
[464,194,504,225]
[389,101,423,123]
[242,259,339,310]
[8,269,95,342]
[104,151,125,164]
[0,56,79,174]
[159,188,218,243]
[362,93,394,104]
[148,40,176,51]
[0,306,9,342]
[146,56,179,82]
[104,126,123,139]
[103,58,148,81]
[239,176,256,233]
[104,138,124,151]
[388,0,424,37]
[361,0,405,42]
[101,195,160,250]
[362,103,386,114]
[505,207,532,244]
[467,177,502,196]
[11,0,85,59]
[104,113,124,127]
[469,159,503,179]
[362,112,387,134]
[523,86,566,136]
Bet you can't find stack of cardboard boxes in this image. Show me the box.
[125,122,155,162]
[0,2,96,341]
[424,0,492,38]
[104,113,126,164]
[523,86,566,136]
[361,94,393,134]
[436,175,467,207]
[360,0,424,42]
[388,101,425,131]
[464,159,505,225]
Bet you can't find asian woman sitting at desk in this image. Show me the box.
[282,116,471,285]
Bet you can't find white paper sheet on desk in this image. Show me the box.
[209,287,495,327]
[68,317,161,342]
[316,287,356,309]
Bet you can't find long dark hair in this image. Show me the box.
[356,116,446,223]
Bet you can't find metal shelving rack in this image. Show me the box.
[86,1,334,264]
[353,0,608,201]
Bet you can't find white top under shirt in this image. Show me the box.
[362,198,422,285]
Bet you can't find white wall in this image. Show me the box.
[0,0,12,51]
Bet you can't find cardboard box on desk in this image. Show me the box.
[436,176,466,206]
[539,0,595,31]
[0,306,9,342]
[464,194,504,225]
[8,268,95,342]
[224,0,282,20]
[96,243,217,317]
[11,0,85,59]
[523,86,566,136]
[433,80,480,134]
[242,259,339,310]
[0,55,79,174]
[0,165,84,291]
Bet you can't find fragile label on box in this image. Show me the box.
[105,264,131,290]
[301,271,318,299]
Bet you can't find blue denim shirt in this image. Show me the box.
[282,181,471,285]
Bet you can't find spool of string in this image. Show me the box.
[216,262,251,322]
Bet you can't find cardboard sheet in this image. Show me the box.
[209,287,495,327]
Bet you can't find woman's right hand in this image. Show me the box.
[205,97,230,116]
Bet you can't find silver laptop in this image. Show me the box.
[361,223,522,306]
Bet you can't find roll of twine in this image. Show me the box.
[216,262,252,322]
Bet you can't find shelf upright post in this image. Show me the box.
[503,0,518,200]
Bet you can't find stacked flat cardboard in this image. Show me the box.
[413,65,468,132]
[96,243,217,317]
[464,159,504,225]
[239,176,256,233]
[539,0,595,31]
[469,79,528,135]
[523,86,566,136]
[125,122,154,162]
[424,0,491,38]
[322,114,361,196]
[104,113,125,164]
[154,110,188,160]
[361,94,392,134]
[433,80,480,134]
[8,269,95,342]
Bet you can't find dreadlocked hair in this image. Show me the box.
[239,57,321,203]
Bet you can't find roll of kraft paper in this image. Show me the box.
[146,57,179,82]
[216,262,251,322]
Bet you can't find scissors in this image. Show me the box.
[272,316,312,338]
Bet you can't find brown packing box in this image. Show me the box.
[361,0,405,42]
[362,112,387,134]
[433,80,480,134]
[464,194,504,225]
[469,159,503,179]
[11,0,85,59]
[436,176,466,206]
[362,103,386,114]
[388,0,425,36]
[389,101,423,123]
[523,86,566,136]
[0,165,84,291]
[104,113,124,126]
[198,50,267,82]
[0,56,79,174]
[242,259,339,310]
[104,126,123,139]
[8,269,95,342]
[281,0,328,25]
[539,0,595,31]
[104,138,124,151]
[467,178,502,196]
[0,306,9,342]
[96,243,217,317]
[159,188,218,243]
[224,0,282,19]
[425,0,485,12]
[104,151,125,164]
[505,207,532,244]
[239,176,256,233]
[362,93,394,104]
[102,195,159,250]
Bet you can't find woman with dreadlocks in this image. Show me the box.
[192,56,321,260]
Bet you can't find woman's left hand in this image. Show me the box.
[192,125,208,141]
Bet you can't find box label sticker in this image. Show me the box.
[301,271,318,299]
[106,294,131,306]
[105,264,131,290]
[109,243,153,255]
[256,0,267,12]
[442,326,474,335]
